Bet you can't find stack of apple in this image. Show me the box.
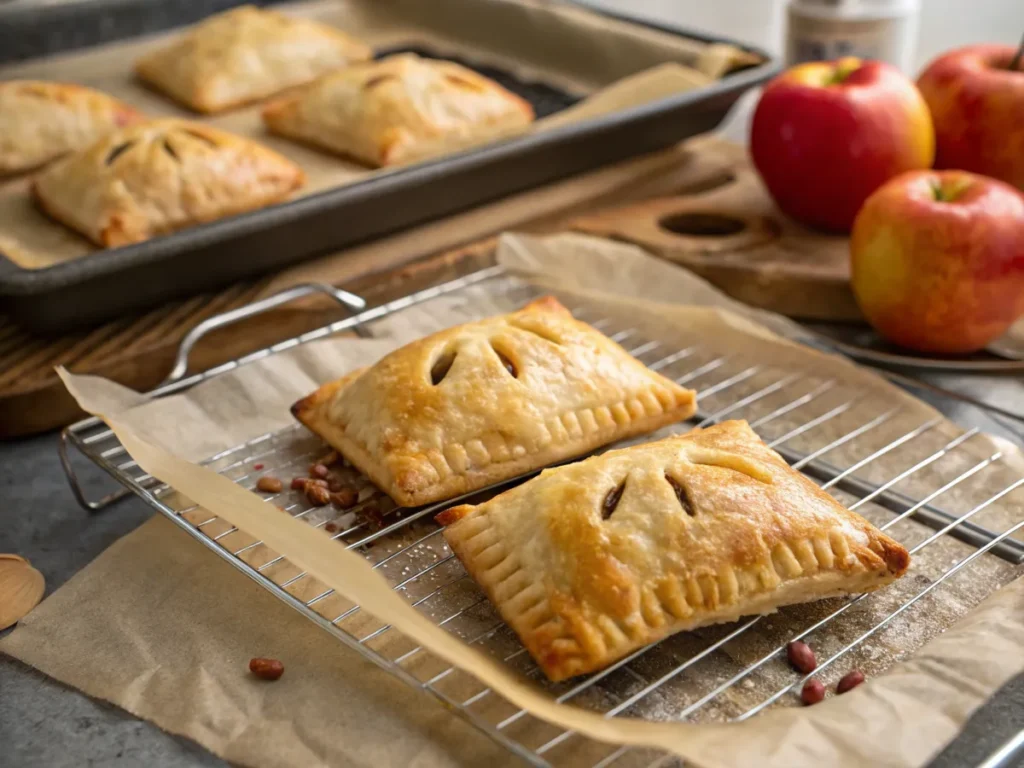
[750,45,1024,355]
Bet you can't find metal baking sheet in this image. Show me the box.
[0,0,776,333]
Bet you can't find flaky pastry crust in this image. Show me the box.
[32,118,305,247]
[438,420,910,681]
[262,53,535,166]
[135,5,372,113]
[0,81,143,176]
[292,297,696,507]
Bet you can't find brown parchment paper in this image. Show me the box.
[0,0,750,270]
[4,233,1024,768]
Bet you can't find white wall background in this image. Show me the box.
[587,0,1024,74]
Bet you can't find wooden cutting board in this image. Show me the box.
[571,143,859,323]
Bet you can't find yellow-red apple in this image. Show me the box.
[917,44,1024,189]
[851,170,1024,354]
[751,57,935,233]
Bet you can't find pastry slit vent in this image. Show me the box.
[664,473,696,517]
[489,342,518,378]
[162,138,181,163]
[364,74,397,89]
[685,447,774,484]
[602,479,627,520]
[429,349,457,385]
[105,140,136,166]
[182,129,218,148]
[445,73,485,91]
[507,319,563,346]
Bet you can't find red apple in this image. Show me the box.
[917,44,1024,190]
[850,170,1024,354]
[751,57,935,233]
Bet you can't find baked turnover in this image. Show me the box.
[32,119,305,247]
[0,81,143,176]
[135,5,372,113]
[292,297,696,507]
[438,421,910,681]
[262,53,535,166]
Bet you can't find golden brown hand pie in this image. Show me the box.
[135,5,372,113]
[32,119,305,247]
[262,53,535,167]
[0,81,143,177]
[438,420,910,681]
[292,297,696,507]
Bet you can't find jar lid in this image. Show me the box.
[791,0,919,18]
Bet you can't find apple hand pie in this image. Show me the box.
[0,81,143,177]
[438,420,910,681]
[263,53,535,167]
[292,297,696,507]
[135,5,372,113]
[32,119,305,247]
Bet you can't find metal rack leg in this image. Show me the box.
[59,428,131,512]
[976,728,1024,768]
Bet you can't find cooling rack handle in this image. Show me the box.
[165,283,366,384]
[976,727,1024,768]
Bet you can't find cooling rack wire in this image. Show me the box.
[61,266,1024,768]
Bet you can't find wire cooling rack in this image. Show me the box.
[61,266,1024,768]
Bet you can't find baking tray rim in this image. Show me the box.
[0,1,779,296]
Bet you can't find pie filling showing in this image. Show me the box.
[438,420,911,681]
[292,297,697,507]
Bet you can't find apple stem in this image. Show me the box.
[1011,32,1024,71]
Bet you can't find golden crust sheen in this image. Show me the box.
[135,5,372,113]
[292,297,697,507]
[32,118,305,247]
[262,53,535,167]
[0,81,143,176]
[439,420,911,681]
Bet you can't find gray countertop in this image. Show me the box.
[0,431,229,768]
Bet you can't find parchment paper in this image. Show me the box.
[4,233,1023,768]
[0,0,751,270]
